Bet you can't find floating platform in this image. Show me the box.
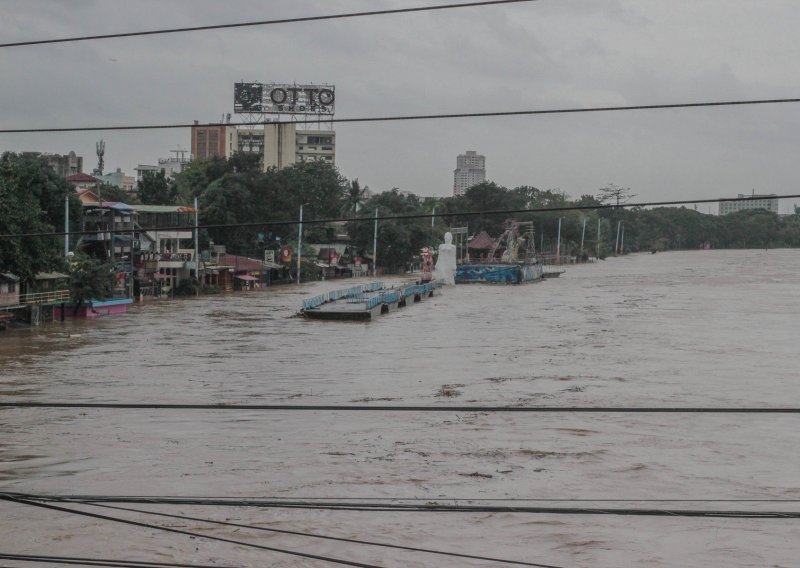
[301,281,442,321]
[455,262,544,284]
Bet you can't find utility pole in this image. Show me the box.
[372,208,379,277]
[64,194,70,257]
[615,221,621,256]
[579,217,586,261]
[556,217,562,265]
[296,204,303,285]
[430,206,435,247]
[596,218,601,260]
[194,196,200,294]
[540,226,544,256]
[620,223,625,255]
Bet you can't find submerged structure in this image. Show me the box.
[301,281,443,321]
[455,222,544,284]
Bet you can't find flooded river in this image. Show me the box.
[1,250,799,567]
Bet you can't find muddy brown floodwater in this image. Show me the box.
[1,249,799,567]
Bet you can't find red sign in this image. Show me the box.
[280,245,293,263]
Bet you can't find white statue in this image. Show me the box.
[433,231,457,286]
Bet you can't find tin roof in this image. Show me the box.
[468,231,496,250]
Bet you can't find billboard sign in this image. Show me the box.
[234,82,335,116]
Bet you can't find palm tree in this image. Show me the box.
[344,179,369,214]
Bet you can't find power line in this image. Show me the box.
[0,0,536,49]
[2,193,799,241]
[5,494,799,519]
[7,493,800,504]
[0,496,383,568]
[85,502,562,568]
[1,402,798,412]
[0,552,244,568]
[2,97,800,134]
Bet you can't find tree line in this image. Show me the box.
[2,151,799,285]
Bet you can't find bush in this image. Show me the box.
[173,279,199,296]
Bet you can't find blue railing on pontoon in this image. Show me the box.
[383,290,400,304]
[402,285,422,297]
[302,294,326,310]
[302,282,389,311]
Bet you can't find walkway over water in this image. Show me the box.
[301,280,443,320]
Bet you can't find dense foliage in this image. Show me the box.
[174,156,349,255]
[3,151,799,281]
[347,189,432,273]
[0,152,80,281]
[173,158,800,271]
[68,253,112,311]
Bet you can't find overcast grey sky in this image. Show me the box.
[1,0,799,211]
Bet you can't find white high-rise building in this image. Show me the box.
[453,150,486,196]
[718,193,779,215]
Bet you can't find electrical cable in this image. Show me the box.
[0,402,798,412]
[0,495,382,568]
[1,192,799,241]
[6,492,799,504]
[5,494,800,519]
[85,501,564,568]
[0,552,244,568]
[2,97,800,133]
[0,1,536,49]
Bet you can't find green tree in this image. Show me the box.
[597,183,636,207]
[138,171,177,205]
[343,178,369,214]
[0,152,76,281]
[95,182,139,205]
[348,189,429,273]
[68,253,112,312]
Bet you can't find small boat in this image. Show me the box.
[542,269,564,279]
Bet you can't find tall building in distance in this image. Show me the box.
[190,81,337,171]
[718,192,779,215]
[22,151,83,178]
[453,150,486,196]
[191,121,238,160]
[190,122,336,170]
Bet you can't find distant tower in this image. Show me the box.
[453,150,486,196]
[93,139,105,176]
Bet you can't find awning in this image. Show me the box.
[263,261,283,270]
[235,275,257,281]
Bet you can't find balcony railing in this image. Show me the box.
[20,289,70,305]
